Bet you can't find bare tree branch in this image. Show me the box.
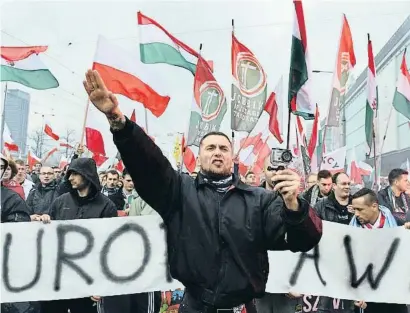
[60,128,77,158]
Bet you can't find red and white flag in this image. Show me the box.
[3,123,18,152]
[44,123,60,141]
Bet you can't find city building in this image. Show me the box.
[4,89,30,155]
[324,16,410,176]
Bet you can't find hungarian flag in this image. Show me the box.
[231,34,267,132]
[365,34,378,154]
[288,0,314,120]
[326,15,356,127]
[186,56,227,147]
[296,116,311,176]
[3,123,18,152]
[93,35,170,117]
[138,12,212,75]
[392,48,410,120]
[44,123,60,141]
[1,46,59,90]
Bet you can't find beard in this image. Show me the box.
[201,168,231,180]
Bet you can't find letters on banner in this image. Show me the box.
[1,216,409,304]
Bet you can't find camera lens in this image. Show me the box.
[281,151,293,163]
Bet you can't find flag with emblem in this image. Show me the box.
[288,0,314,120]
[231,34,267,132]
[186,56,227,147]
[1,46,59,90]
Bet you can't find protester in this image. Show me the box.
[83,69,322,312]
[302,170,332,206]
[52,165,63,180]
[31,162,42,184]
[1,158,25,199]
[41,157,117,313]
[101,169,125,211]
[26,166,59,222]
[350,188,409,313]
[244,171,256,185]
[306,172,318,189]
[14,159,35,199]
[377,168,409,224]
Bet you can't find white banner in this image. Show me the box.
[1,216,409,304]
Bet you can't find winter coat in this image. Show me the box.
[26,180,59,215]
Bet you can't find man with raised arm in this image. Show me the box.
[83,70,323,313]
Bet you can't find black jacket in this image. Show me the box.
[112,118,323,308]
[50,158,117,220]
[1,186,31,223]
[313,192,353,224]
[26,180,59,215]
[101,186,125,211]
[378,187,409,224]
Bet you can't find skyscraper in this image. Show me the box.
[4,89,30,154]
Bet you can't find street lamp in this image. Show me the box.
[312,70,333,74]
[34,111,56,156]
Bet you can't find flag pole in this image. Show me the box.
[144,108,149,134]
[79,99,90,153]
[1,82,8,151]
[231,19,236,155]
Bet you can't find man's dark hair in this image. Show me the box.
[388,168,408,185]
[106,169,119,178]
[245,171,254,178]
[352,187,378,205]
[122,168,130,177]
[317,170,332,180]
[332,172,348,184]
[199,131,231,146]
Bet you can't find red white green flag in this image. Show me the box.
[365,34,378,154]
[392,48,410,120]
[1,46,59,90]
[186,56,227,147]
[288,0,314,120]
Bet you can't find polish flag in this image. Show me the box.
[59,155,69,169]
[27,150,41,170]
[44,123,60,141]
[3,123,18,152]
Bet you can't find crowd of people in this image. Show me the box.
[1,69,409,313]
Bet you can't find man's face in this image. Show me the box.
[198,135,232,178]
[318,177,332,196]
[106,172,119,188]
[263,158,278,188]
[245,173,256,185]
[25,165,30,173]
[352,196,378,225]
[16,163,26,179]
[53,167,62,178]
[333,173,350,199]
[39,167,55,185]
[394,174,408,193]
[123,174,134,192]
[307,174,317,189]
[68,172,87,190]
[34,163,41,172]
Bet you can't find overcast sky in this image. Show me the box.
[1,0,409,154]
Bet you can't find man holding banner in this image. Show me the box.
[83,70,323,313]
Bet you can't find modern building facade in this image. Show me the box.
[324,16,410,175]
[4,89,30,155]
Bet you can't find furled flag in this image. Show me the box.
[138,11,212,75]
[1,46,59,89]
[326,15,356,127]
[288,0,315,120]
[187,56,227,146]
[231,33,267,132]
[44,123,60,141]
[364,34,378,155]
[3,123,18,152]
[392,48,410,120]
[93,35,170,117]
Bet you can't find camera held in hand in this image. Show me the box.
[269,148,293,187]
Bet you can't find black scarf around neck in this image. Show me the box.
[202,174,233,193]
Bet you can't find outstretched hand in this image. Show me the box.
[83,70,119,115]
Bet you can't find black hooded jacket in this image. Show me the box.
[50,158,117,220]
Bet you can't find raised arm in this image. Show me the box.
[83,69,180,220]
